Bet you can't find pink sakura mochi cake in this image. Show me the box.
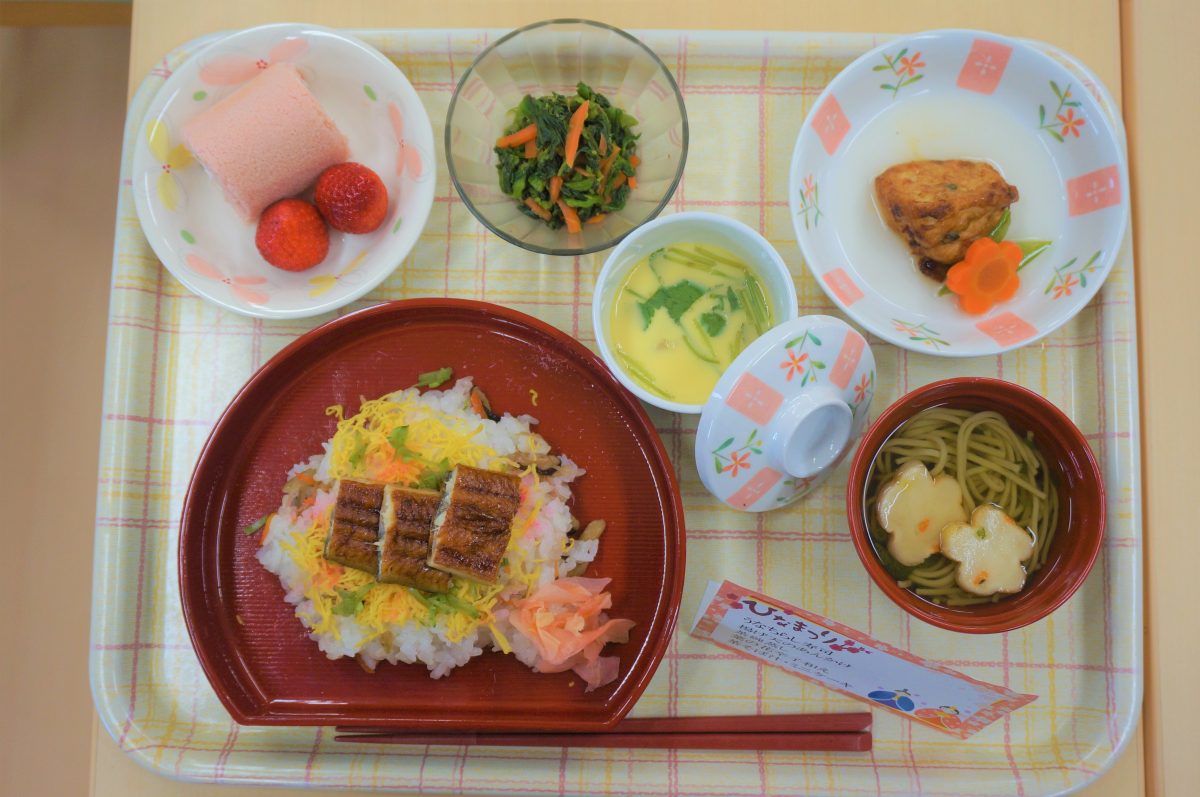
[183,63,349,222]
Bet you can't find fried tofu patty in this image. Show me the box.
[875,159,1019,280]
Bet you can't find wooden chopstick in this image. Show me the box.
[334,729,871,751]
[589,712,872,734]
[336,712,871,737]
[333,713,873,751]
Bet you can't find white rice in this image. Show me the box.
[255,378,597,678]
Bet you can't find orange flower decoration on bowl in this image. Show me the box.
[945,237,1022,315]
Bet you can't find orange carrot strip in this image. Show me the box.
[628,175,638,190]
[602,171,627,205]
[549,175,562,204]
[495,123,537,148]
[469,390,488,419]
[599,134,608,156]
[557,200,582,233]
[524,197,552,221]
[630,155,641,167]
[296,472,316,486]
[259,515,273,546]
[585,213,607,225]
[599,145,621,178]
[563,101,589,166]
[523,139,537,159]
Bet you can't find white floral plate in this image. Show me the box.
[788,29,1128,357]
[695,315,876,512]
[130,23,435,319]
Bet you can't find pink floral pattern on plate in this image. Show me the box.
[975,312,1038,347]
[388,102,424,180]
[1045,251,1101,299]
[186,254,269,304]
[199,37,308,85]
[955,38,1013,94]
[892,319,950,351]
[1067,165,1122,216]
[874,48,926,98]
[822,268,864,306]
[811,94,850,155]
[1037,80,1086,141]
[797,174,822,229]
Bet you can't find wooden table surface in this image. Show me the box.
[82,0,1198,794]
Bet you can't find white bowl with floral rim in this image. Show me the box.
[592,212,799,414]
[130,23,435,319]
[787,29,1128,357]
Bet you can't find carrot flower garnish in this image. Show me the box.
[945,238,1022,315]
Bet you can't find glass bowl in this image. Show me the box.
[445,19,688,256]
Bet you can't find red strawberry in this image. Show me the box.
[255,199,329,271]
[314,162,389,233]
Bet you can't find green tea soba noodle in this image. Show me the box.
[865,407,1059,606]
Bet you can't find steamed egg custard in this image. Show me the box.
[608,243,774,405]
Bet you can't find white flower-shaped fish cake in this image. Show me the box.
[940,505,1036,596]
[876,461,968,567]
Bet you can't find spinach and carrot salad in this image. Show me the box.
[494,83,640,232]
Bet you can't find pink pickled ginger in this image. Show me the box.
[509,577,635,691]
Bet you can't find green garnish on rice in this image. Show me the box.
[415,366,454,389]
[332,584,373,616]
[243,514,269,536]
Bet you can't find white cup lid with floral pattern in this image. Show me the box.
[695,315,876,512]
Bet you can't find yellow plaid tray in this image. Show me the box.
[90,29,1141,796]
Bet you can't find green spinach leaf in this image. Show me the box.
[699,311,727,337]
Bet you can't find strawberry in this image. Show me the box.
[314,162,389,234]
[255,199,329,271]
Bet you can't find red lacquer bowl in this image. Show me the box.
[180,299,685,728]
[846,377,1105,634]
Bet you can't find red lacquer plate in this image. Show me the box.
[180,299,686,729]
